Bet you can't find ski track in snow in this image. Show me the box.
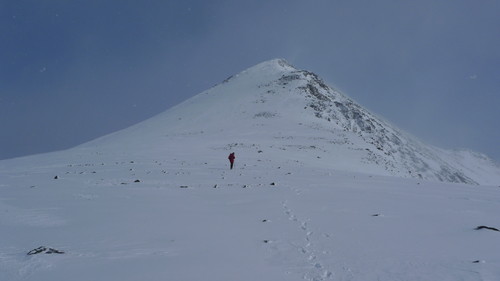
[282,199,333,281]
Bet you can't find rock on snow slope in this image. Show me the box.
[80,59,498,185]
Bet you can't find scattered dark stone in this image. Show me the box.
[134,179,141,183]
[213,184,218,188]
[27,247,46,255]
[243,185,248,188]
[262,219,268,222]
[472,260,482,263]
[372,214,381,217]
[180,185,189,188]
[130,161,134,164]
[258,150,263,153]
[263,240,270,243]
[270,182,276,186]
[27,246,64,255]
[121,182,128,185]
[54,176,58,179]
[45,248,65,254]
[475,225,499,232]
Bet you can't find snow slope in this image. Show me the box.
[76,58,499,185]
[1,143,500,281]
[1,59,500,280]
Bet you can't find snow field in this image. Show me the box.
[1,149,499,280]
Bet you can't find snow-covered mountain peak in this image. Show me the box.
[7,60,499,186]
[218,58,298,90]
[2,60,500,281]
[247,58,297,73]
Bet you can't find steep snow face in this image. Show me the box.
[73,59,498,185]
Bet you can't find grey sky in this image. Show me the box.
[1,0,499,161]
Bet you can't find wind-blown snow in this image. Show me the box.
[1,59,499,280]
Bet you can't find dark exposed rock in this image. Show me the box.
[27,246,64,255]
[45,248,65,254]
[475,225,499,232]
[254,112,277,118]
[222,75,234,83]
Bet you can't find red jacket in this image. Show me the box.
[228,153,235,162]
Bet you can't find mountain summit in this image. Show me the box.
[23,59,500,185]
[79,59,497,185]
[3,59,500,281]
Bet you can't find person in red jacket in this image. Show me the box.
[228,152,235,170]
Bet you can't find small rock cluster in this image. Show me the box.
[27,246,65,255]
